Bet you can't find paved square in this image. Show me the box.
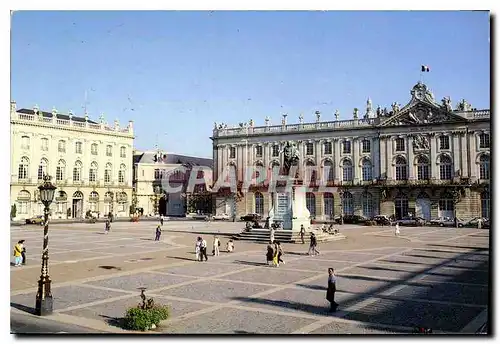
[11,221,490,334]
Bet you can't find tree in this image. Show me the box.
[10,204,16,220]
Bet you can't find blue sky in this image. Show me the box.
[11,11,490,158]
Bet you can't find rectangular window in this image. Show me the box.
[75,142,82,154]
[89,169,97,182]
[342,141,351,154]
[56,167,64,181]
[120,147,126,158]
[362,139,371,153]
[395,138,405,152]
[255,146,263,157]
[229,147,236,159]
[58,141,66,153]
[417,165,430,180]
[479,133,490,148]
[41,138,49,151]
[324,142,332,155]
[119,171,125,183]
[306,142,314,156]
[73,168,81,182]
[18,202,28,214]
[439,136,450,150]
[91,144,98,155]
[106,145,113,157]
[21,136,30,150]
[272,145,279,157]
[104,170,111,183]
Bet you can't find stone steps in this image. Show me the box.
[232,229,346,243]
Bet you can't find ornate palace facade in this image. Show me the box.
[10,102,134,220]
[210,82,490,221]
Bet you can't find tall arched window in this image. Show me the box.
[119,164,126,183]
[73,161,82,182]
[417,156,430,180]
[270,161,280,178]
[306,192,316,217]
[342,160,353,181]
[394,193,409,219]
[89,191,99,212]
[361,159,372,181]
[324,192,334,219]
[362,192,374,218]
[305,161,316,183]
[56,159,66,181]
[117,191,128,212]
[254,162,264,181]
[104,163,112,184]
[254,192,264,216]
[395,157,408,180]
[479,155,490,180]
[17,190,31,215]
[89,162,98,182]
[342,191,354,215]
[120,146,126,158]
[38,158,48,180]
[91,143,98,155]
[18,157,29,180]
[481,191,490,219]
[438,192,454,219]
[323,160,334,182]
[439,155,453,180]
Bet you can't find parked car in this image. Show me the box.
[240,213,262,222]
[429,217,467,227]
[462,217,488,228]
[397,216,426,226]
[334,214,368,224]
[25,215,44,225]
[212,213,230,221]
[371,215,393,226]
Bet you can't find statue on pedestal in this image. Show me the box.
[281,141,300,176]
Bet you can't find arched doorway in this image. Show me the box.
[415,192,431,220]
[306,192,316,218]
[255,192,264,216]
[72,191,84,218]
[159,194,168,216]
[438,192,454,219]
[104,192,114,216]
[394,193,409,220]
[55,191,68,218]
[481,191,490,218]
[342,191,354,215]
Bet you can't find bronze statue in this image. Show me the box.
[281,141,300,175]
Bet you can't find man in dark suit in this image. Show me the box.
[326,268,338,312]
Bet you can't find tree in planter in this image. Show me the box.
[124,288,170,331]
[10,204,16,220]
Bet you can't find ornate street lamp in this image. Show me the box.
[35,175,56,316]
[339,188,344,225]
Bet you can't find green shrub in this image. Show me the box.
[10,204,16,220]
[124,305,170,331]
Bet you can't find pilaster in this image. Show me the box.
[408,135,415,180]
[353,138,360,183]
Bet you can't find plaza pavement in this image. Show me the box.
[10,220,489,334]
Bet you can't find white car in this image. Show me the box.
[212,213,230,221]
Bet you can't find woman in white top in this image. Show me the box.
[226,239,234,253]
[195,237,201,261]
[395,223,401,236]
[213,236,220,256]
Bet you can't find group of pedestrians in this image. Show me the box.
[195,236,234,262]
[266,241,285,267]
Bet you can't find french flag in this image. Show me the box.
[421,65,430,72]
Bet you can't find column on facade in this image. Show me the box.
[379,136,386,179]
[386,137,393,179]
[407,135,415,180]
[372,137,380,180]
[460,132,468,179]
[333,138,341,182]
[263,142,270,170]
[315,139,322,167]
[353,138,360,183]
[238,144,244,181]
[295,140,304,179]
[452,132,461,177]
[429,134,437,179]
[217,145,223,183]
[469,132,477,180]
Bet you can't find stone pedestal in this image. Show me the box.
[268,184,310,231]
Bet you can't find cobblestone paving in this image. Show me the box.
[11,221,489,334]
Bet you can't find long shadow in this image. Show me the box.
[404,253,488,262]
[360,265,488,280]
[163,229,234,237]
[415,248,489,256]
[232,247,489,333]
[100,314,126,329]
[164,255,198,262]
[10,302,36,315]
[233,260,267,267]
[429,244,489,251]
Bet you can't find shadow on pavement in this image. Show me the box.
[11,302,36,315]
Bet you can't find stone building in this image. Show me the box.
[10,102,134,220]
[210,82,490,221]
[133,149,213,216]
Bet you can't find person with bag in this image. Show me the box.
[276,241,285,265]
[272,242,280,267]
[13,240,24,267]
[200,237,208,261]
[326,268,339,312]
[266,242,274,265]
[154,225,162,241]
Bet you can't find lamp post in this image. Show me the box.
[241,138,248,215]
[339,188,344,225]
[35,175,56,316]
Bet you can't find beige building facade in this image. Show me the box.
[10,102,134,220]
[211,82,490,222]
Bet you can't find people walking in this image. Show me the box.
[105,220,111,234]
[213,236,220,256]
[155,225,162,241]
[160,216,164,226]
[308,233,320,256]
[395,223,400,236]
[276,241,285,265]
[195,237,202,261]
[300,224,306,244]
[272,242,279,267]
[21,241,27,265]
[13,240,24,267]
[266,241,275,265]
[270,226,275,244]
[200,237,208,261]
[326,268,339,312]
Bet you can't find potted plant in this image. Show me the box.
[124,289,170,331]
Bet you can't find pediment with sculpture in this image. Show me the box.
[380,81,469,127]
